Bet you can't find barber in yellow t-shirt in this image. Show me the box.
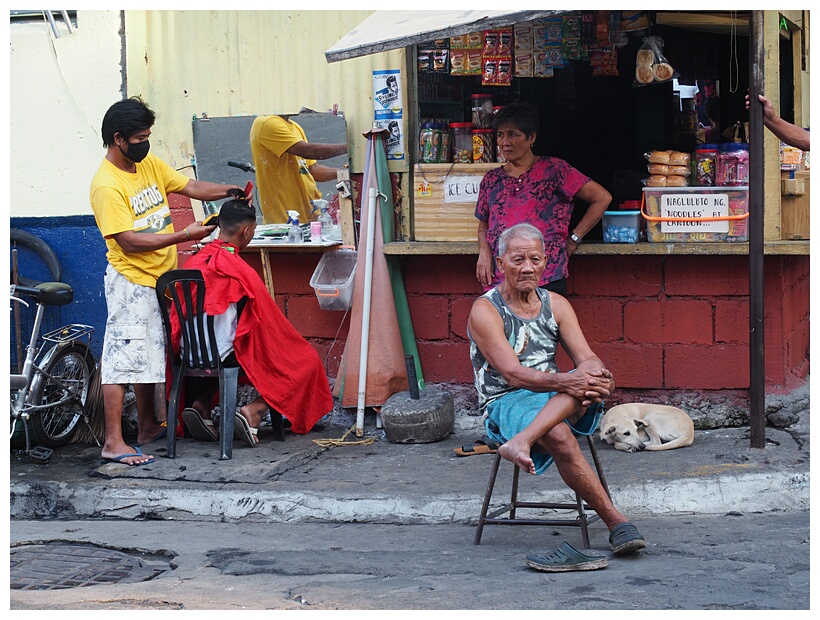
[89,96,241,467]
[250,114,348,224]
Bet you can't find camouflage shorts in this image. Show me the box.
[100,264,167,385]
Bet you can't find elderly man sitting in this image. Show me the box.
[467,223,645,566]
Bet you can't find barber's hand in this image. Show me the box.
[567,238,579,256]
[476,248,494,288]
[184,221,218,241]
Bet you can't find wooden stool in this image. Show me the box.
[473,435,611,548]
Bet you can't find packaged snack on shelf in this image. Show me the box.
[514,22,533,53]
[515,53,534,78]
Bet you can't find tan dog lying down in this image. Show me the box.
[599,403,694,452]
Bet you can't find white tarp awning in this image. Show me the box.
[325,10,565,63]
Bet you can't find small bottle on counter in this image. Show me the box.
[287,210,302,244]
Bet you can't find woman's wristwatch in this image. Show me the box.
[569,232,582,243]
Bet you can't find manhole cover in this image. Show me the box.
[10,542,172,590]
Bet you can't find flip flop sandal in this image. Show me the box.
[526,542,608,572]
[454,435,501,457]
[609,522,647,556]
[233,412,259,448]
[182,408,218,442]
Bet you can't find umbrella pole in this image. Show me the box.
[356,186,379,436]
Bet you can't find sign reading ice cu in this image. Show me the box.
[660,193,730,233]
[443,176,482,203]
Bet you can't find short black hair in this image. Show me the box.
[101,96,155,147]
[491,102,539,138]
[217,198,256,235]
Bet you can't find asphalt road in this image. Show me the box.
[10,510,810,611]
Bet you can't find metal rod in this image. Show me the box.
[748,10,766,449]
[43,11,60,38]
[355,186,379,437]
[60,10,74,34]
[404,355,420,399]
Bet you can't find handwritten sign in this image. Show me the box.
[660,193,730,233]
[443,175,483,203]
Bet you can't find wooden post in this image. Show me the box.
[336,168,357,247]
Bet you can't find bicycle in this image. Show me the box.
[10,281,98,462]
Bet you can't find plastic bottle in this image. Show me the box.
[287,210,302,244]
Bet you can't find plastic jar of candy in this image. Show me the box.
[472,128,495,163]
[471,93,494,128]
[437,122,451,163]
[716,143,750,186]
[695,144,719,186]
[450,122,473,163]
[419,122,442,163]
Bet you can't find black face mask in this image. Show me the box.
[119,139,150,163]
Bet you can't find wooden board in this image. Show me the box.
[781,170,810,240]
[413,163,501,241]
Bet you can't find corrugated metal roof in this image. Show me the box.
[124,10,407,175]
[325,10,564,62]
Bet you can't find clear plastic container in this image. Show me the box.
[310,249,358,311]
[716,143,749,186]
[419,122,442,163]
[471,93,494,128]
[602,210,641,243]
[437,121,451,163]
[695,144,719,186]
[472,128,495,163]
[450,122,473,163]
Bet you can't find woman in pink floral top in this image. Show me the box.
[475,103,612,296]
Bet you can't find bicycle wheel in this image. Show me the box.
[29,343,94,448]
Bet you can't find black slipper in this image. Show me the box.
[454,435,501,457]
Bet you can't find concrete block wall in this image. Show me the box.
[257,252,809,393]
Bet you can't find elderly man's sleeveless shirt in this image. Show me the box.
[468,287,560,412]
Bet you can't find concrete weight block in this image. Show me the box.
[380,389,455,444]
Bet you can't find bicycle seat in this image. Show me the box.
[34,282,74,306]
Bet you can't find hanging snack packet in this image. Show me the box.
[634,35,677,87]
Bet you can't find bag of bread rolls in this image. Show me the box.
[636,48,655,66]
[669,165,690,177]
[635,65,654,84]
[646,149,672,164]
[648,163,670,175]
[644,175,668,187]
[665,175,688,187]
[633,35,678,87]
[668,151,691,166]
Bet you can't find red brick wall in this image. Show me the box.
[267,253,808,393]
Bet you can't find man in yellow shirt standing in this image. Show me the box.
[250,114,348,224]
[90,96,241,466]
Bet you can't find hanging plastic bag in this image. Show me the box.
[634,35,677,87]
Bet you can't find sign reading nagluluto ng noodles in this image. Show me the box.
[373,69,404,160]
[660,192,730,233]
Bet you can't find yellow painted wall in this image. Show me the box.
[123,10,408,178]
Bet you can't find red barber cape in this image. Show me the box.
[169,239,333,434]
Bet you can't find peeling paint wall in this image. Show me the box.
[9,11,123,217]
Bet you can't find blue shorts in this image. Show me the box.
[484,389,604,475]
